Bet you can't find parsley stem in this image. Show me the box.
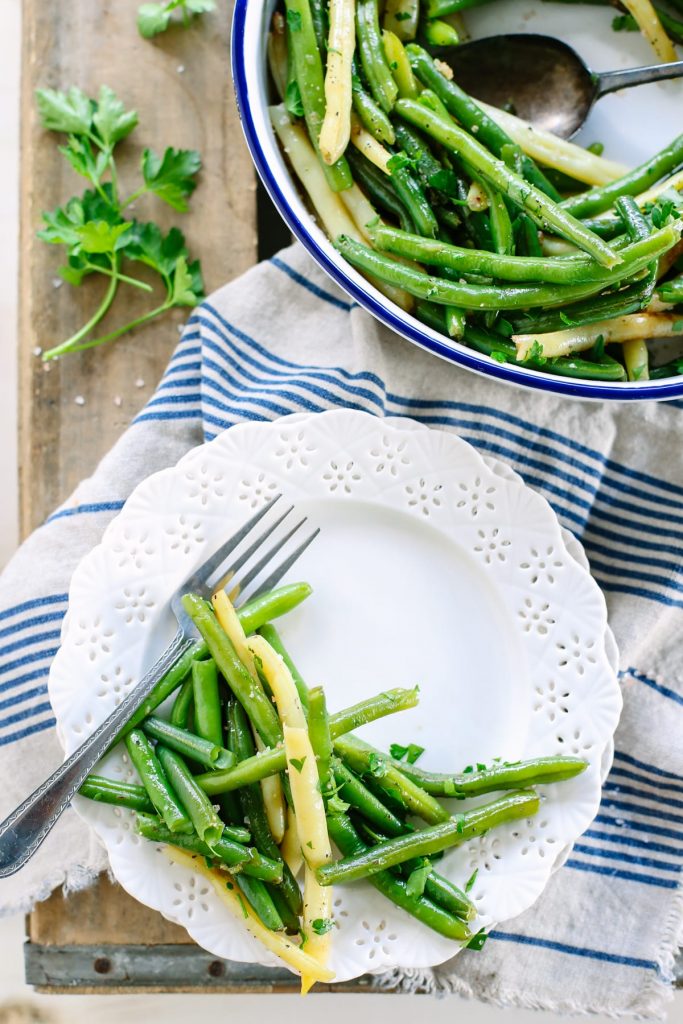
[43,268,119,360]
[46,299,173,357]
[108,153,120,205]
[85,262,153,292]
[122,186,148,208]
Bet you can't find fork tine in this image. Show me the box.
[205,505,294,592]
[215,517,306,598]
[195,494,281,587]
[235,527,320,606]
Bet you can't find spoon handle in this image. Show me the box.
[595,60,683,98]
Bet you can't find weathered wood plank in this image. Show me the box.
[19,0,257,536]
[21,0,258,978]
[28,876,189,946]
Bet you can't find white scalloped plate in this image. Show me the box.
[48,410,621,982]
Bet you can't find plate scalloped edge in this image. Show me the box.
[48,409,622,983]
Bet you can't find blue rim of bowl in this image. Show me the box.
[231,1,683,402]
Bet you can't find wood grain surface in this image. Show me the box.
[20,0,257,983]
[19,0,257,535]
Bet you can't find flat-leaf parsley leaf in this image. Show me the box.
[36,85,203,360]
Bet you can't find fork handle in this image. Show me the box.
[0,629,196,878]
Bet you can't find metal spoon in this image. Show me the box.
[434,33,683,138]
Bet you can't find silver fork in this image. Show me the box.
[0,495,318,878]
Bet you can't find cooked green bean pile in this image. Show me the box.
[80,577,587,986]
[267,1,683,383]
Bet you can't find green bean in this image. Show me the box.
[484,182,514,256]
[79,775,154,814]
[332,758,406,834]
[352,61,396,144]
[143,716,233,771]
[336,233,654,311]
[394,754,588,797]
[170,677,194,729]
[125,730,193,834]
[135,813,283,882]
[511,279,650,333]
[329,686,421,734]
[191,658,223,749]
[229,701,303,918]
[501,142,524,178]
[396,98,621,267]
[356,0,398,114]
[236,582,313,635]
[616,196,656,315]
[308,687,334,794]
[650,358,683,379]
[562,134,683,218]
[346,147,414,231]
[335,736,449,824]
[390,163,439,238]
[427,0,496,14]
[284,0,352,192]
[392,122,462,205]
[319,790,539,885]
[183,594,282,748]
[267,885,302,934]
[326,815,472,940]
[463,324,628,381]
[578,215,624,240]
[123,640,208,737]
[616,196,652,244]
[423,17,460,46]
[658,274,683,304]
[382,27,419,94]
[515,213,543,257]
[371,222,678,284]
[235,875,285,931]
[406,45,561,201]
[156,746,225,846]
[446,306,467,339]
[415,298,447,333]
[357,822,476,920]
[256,623,309,716]
[196,686,420,795]
[309,0,328,54]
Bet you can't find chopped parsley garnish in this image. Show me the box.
[290,756,307,774]
[455,813,465,834]
[389,742,425,765]
[311,917,334,936]
[405,861,432,898]
[527,340,547,365]
[465,868,478,893]
[466,928,488,951]
[327,794,350,815]
[286,9,302,31]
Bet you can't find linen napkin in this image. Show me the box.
[1,242,681,1018]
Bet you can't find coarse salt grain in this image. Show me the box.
[33,346,42,357]
[113,395,123,407]
[135,378,145,388]
[74,395,86,406]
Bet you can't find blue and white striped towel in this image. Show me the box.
[1,243,681,1016]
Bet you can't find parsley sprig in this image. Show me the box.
[137,0,216,38]
[36,85,204,360]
